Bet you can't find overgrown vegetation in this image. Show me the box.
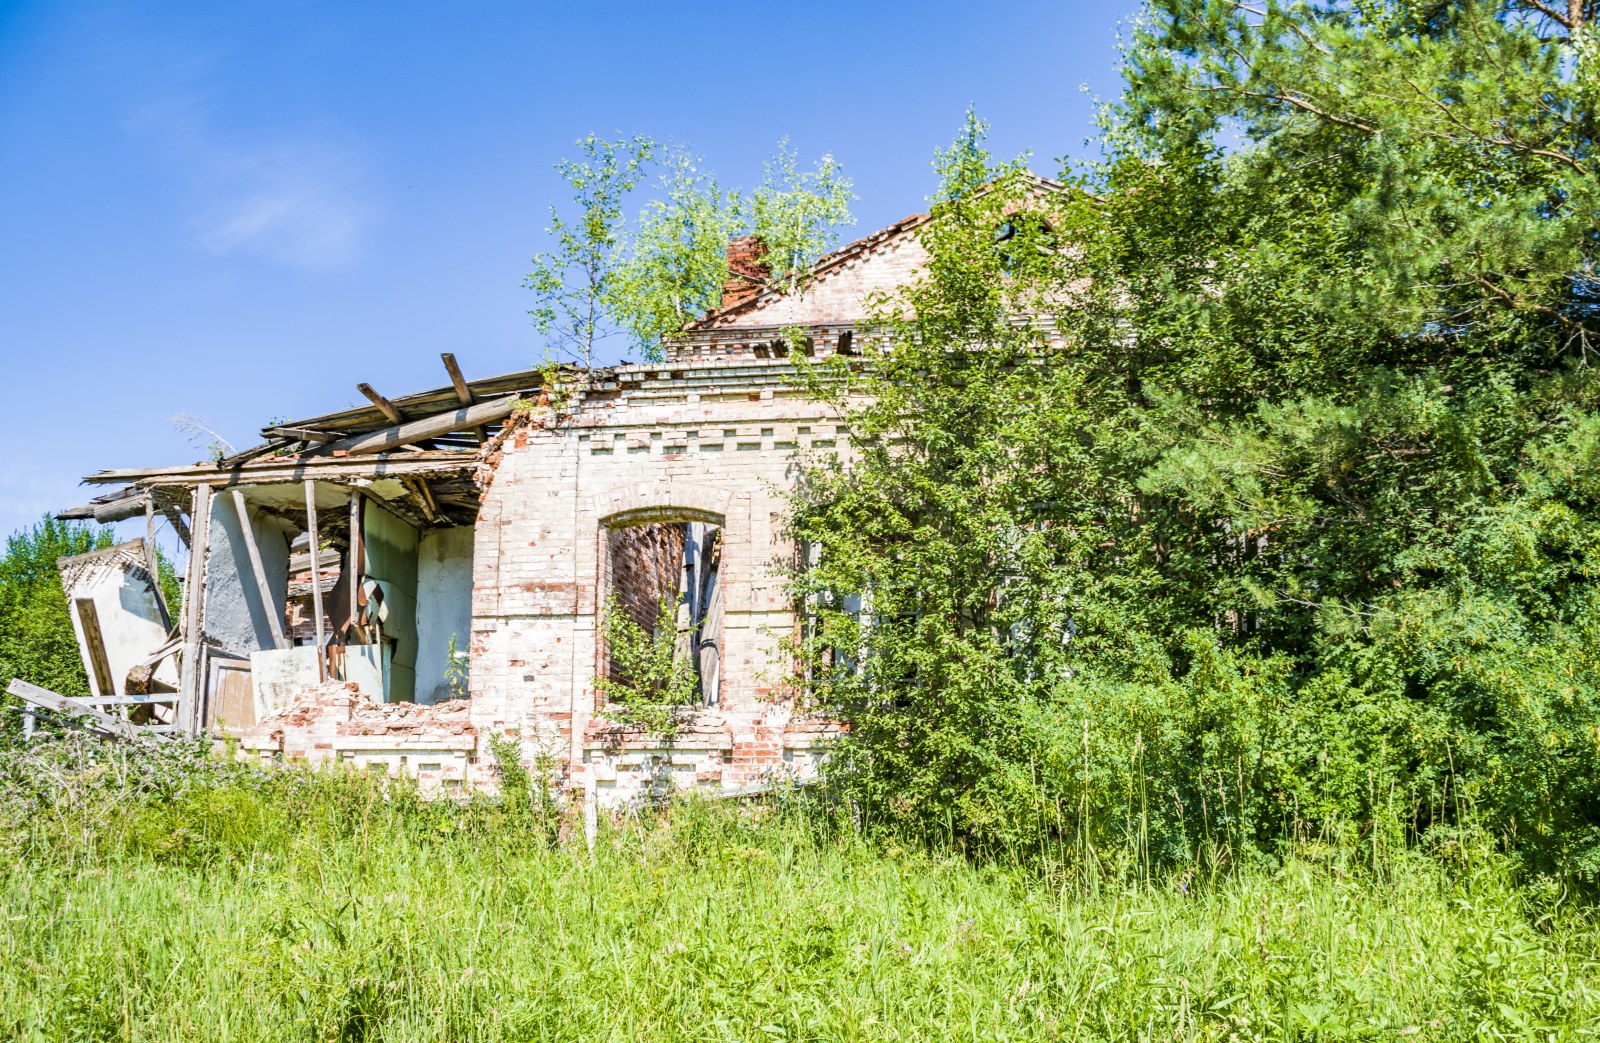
[3,732,1599,1041]
[791,0,1600,875]
[5,1,1600,1035]
[596,592,700,733]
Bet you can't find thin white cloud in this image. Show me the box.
[0,464,89,537]
[122,80,376,271]
[194,140,372,270]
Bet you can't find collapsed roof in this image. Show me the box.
[61,354,558,535]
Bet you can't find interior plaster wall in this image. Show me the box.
[415,525,474,704]
[361,497,419,703]
[204,495,291,656]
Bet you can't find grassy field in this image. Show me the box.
[1,738,1597,1042]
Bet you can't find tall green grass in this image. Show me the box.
[1,735,1597,1041]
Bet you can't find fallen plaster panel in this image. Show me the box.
[250,646,322,719]
[205,495,292,655]
[58,541,175,697]
[414,526,473,704]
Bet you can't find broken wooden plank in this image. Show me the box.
[357,383,405,425]
[230,489,289,651]
[215,439,295,470]
[307,395,520,458]
[7,679,170,741]
[442,353,473,404]
[74,598,117,696]
[261,366,554,437]
[59,486,151,524]
[304,479,327,681]
[159,501,192,549]
[85,451,480,485]
[443,353,491,443]
[178,482,212,734]
[74,694,179,707]
[347,490,364,643]
[405,477,442,525]
[261,425,339,443]
[144,499,172,631]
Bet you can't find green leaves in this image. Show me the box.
[527,136,855,363]
[596,593,700,734]
[788,4,1600,872]
[608,149,742,357]
[747,139,855,294]
[524,134,656,367]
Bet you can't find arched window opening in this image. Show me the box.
[602,517,723,707]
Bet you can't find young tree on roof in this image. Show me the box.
[523,134,657,368]
[527,136,856,365]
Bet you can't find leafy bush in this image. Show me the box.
[790,0,1600,874]
[595,593,700,733]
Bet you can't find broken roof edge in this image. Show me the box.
[58,485,150,523]
[682,171,1071,334]
[80,449,483,487]
[55,537,153,570]
[683,211,931,333]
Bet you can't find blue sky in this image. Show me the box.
[0,1,1138,542]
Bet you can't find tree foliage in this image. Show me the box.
[608,148,744,355]
[791,2,1600,874]
[527,136,855,363]
[524,134,657,368]
[595,593,699,734]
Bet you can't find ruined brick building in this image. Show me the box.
[42,206,948,803]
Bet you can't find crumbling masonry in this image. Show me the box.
[42,204,978,803]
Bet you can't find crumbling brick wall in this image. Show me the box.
[467,357,854,804]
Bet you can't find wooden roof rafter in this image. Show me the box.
[259,362,563,443]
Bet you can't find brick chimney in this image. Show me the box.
[721,235,770,311]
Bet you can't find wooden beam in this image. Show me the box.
[304,479,327,681]
[178,482,212,733]
[348,490,364,644]
[74,598,117,697]
[260,425,339,443]
[159,501,192,548]
[357,383,405,425]
[216,439,294,469]
[84,450,481,486]
[230,489,288,651]
[442,353,490,443]
[308,396,520,458]
[144,500,172,631]
[7,679,169,742]
[442,353,473,405]
[405,477,442,525]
